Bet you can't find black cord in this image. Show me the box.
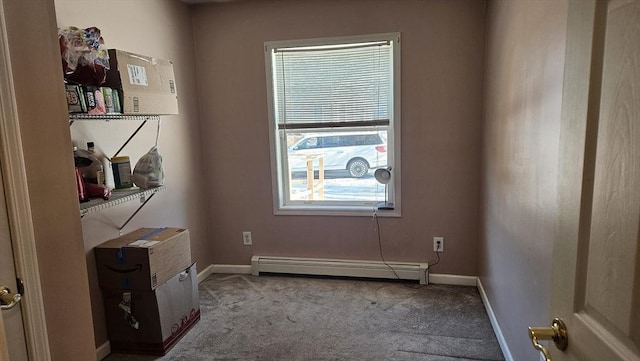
[373,212,442,289]
[429,247,441,269]
[374,212,401,280]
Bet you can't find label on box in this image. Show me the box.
[127,64,148,86]
[128,240,161,248]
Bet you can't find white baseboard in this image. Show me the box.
[201,262,477,288]
[251,256,429,284]
[197,264,214,283]
[477,278,514,361]
[96,341,110,361]
[198,264,252,283]
[428,273,477,286]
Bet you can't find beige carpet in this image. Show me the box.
[104,274,505,361]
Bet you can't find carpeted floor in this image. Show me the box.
[104,274,505,361]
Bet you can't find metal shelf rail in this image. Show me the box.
[68,114,160,159]
[71,114,164,231]
[79,186,166,231]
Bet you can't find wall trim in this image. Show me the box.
[197,264,252,283]
[477,278,515,361]
[197,264,214,283]
[428,273,477,286]
[96,341,111,361]
[0,2,51,360]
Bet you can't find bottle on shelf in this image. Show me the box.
[86,141,104,185]
[84,141,115,190]
[73,146,90,203]
[111,155,133,189]
[73,146,94,181]
[103,156,115,190]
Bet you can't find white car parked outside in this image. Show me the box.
[287,132,388,178]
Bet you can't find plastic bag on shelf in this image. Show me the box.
[132,147,164,189]
[58,26,110,86]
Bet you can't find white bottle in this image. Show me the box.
[103,156,115,190]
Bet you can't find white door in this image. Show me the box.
[0,163,28,361]
[531,0,640,360]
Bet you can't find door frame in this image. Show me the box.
[0,0,51,359]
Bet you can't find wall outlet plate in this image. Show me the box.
[243,231,252,246]
[433,236,444,252]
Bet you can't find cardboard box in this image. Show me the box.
[95,228,191,290]
[104,49,178,114]
[103,263,200,355]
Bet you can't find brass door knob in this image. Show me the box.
[528,318,568,361]
[0,286,22,310]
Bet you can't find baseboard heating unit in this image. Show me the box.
[251,256,428,284]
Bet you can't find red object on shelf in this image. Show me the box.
[75,167,89,203]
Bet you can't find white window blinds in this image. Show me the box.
[272,41,393,130]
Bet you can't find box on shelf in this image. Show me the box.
[95,227,191,290]
[64,84,86,113]
[104,49,178,115]
[64,83,122,115]
[103,263,200,355]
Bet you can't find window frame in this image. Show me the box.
[265,33,401,217]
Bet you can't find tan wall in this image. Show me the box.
[480,1,568,360]
[2,0,96,360]
[54,0,211,349]
[192,0,485,274]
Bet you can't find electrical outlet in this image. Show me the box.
[433,236,444,252]
[242,231,252,246]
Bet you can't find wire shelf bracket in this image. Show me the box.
[79,186,166,232]
[68,114,160,159]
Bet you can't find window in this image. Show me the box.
[265,33,401,216]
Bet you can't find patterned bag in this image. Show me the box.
[132,147,164,189]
